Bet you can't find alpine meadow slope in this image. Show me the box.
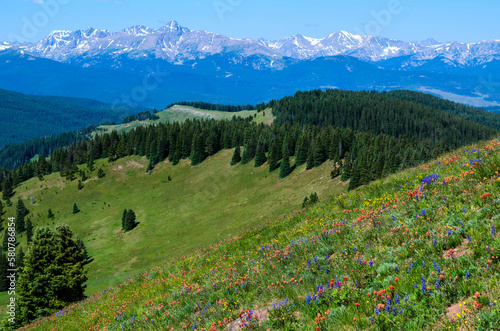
[12,136,500,331]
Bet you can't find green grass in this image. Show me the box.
[15,137,500,331]
[0,150,342,314]
[95,105,266,136]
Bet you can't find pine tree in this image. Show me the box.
[87,156,95,172]
[254,138,267,167]
[77,180,83,190]
[2,176,14,200]
[230,146,242,166]
[72,203,80,214]
[97,168,105,178]
[295,136,309,167]
[122,209,137,232]
[302,196,309,208]
[309,192,319,204]
[240,135,257,165]
[48,209,55,219]
[313,137,327,167]
[279,154,292,179]
[341,154,352,182]
[26,220,33,244]
[348,161,361,191]
[17,225,88,324]
[268,138,281,172]
[16,198,28,233]
[305,138,315,170]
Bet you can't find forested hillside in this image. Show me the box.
[272,90,497,147]
[0,126,95,170]
[1,90,498,199]
[0,88,146,148]
[386,90,500,130]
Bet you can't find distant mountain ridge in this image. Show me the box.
[1,21,500,107]
[5,21,500,67]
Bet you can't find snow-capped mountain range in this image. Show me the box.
[5,21,500,68]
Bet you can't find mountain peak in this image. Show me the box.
[157,21,189,33]
[122,25,153,36]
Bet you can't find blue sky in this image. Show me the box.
[1,0,498,43]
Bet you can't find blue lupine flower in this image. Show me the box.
[465,270,470,279]
[393,307,397,316]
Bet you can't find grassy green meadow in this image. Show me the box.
[95,105,273,136]
[15,138,500,330]
[0,149,341,314]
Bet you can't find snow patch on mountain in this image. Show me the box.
[5,21,500,70]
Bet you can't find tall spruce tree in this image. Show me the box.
[17,224,88,325]
[268,138,281,172]
[122,209,137,232]
[230,146,242,166]
[254,137,267,167]
[295,136,309,167]
[2,176,14,200]
[97,168,105,178]
[72,203,80,214]
[240,135,257,165]
[16,198,28,233]
[279,155,292,179]
[48,209,55,219]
